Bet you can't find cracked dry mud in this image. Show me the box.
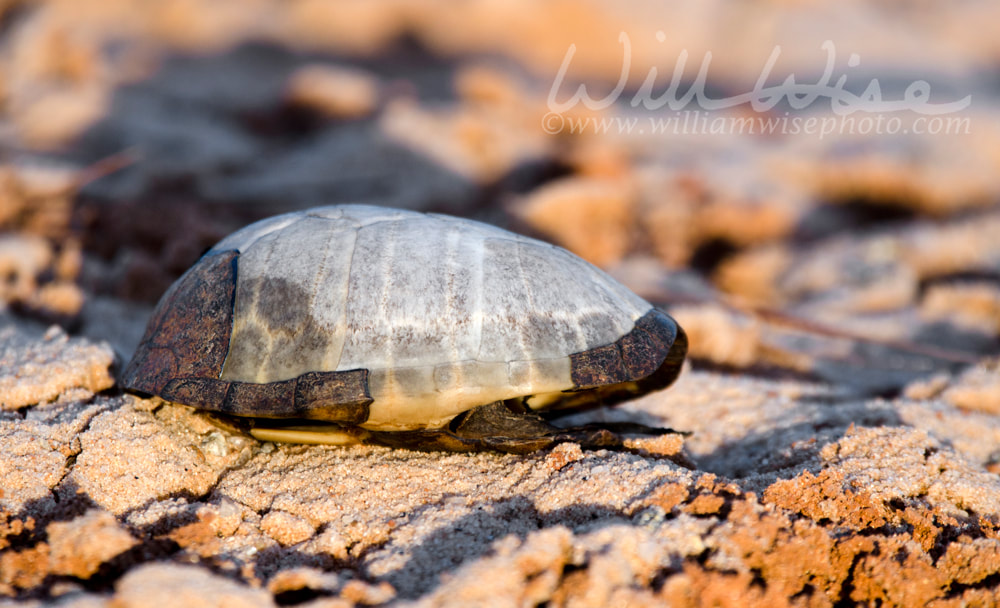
[2,0,1000,605]
[2,322,1000,607]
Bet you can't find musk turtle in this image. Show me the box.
[122,205,687,452]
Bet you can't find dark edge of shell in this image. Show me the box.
[158,369,373,423]
[569,308,684,390]
[121,249,239,396]
[120,245,375,423]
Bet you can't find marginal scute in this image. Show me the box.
[161,377,230,408]
[570,343,630,389]
[619,325,660,378]
[570,308,680,390]
[161,370,372,423]
[226,378,296,416]
[293,370,372,424]
[635,309,678,351]
[121,250,238,396]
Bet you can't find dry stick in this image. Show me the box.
[0,145,140,187]
[70,147,142,191]
[747,306,980,365]
[640,287,981,366]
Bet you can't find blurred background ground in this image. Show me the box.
[1,1,1000,606]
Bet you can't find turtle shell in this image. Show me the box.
[122,205,686,432]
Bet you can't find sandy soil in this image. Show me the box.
[1,1,999,606]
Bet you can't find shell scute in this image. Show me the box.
[570,342,630,389]
[161,377,231,410]
[122,249,237,396]
[161,370,372,422]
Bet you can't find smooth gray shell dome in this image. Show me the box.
[122,205,686,438]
